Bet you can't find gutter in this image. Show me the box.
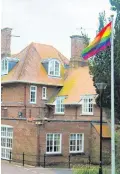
[1,80,63,87]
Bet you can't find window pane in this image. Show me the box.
[49,61,54,75]
[55,61,59,76]
[82,96,93,113]
[7,128,13,137]
[1,126,13,160]
[31,86,36,91]
[55,97,65,113]
[1,138,6,147]
[31,91,35,102]
[5,60,7,69]
[46,134,60,153]
[70,134,83,152]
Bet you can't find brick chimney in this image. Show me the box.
[1,28,12,58]
[70,35,88,68]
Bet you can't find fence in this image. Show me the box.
[8,151,93,168]
[8,151,110,168]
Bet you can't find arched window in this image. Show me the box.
[48,60,60,77]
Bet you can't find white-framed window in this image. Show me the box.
[46,133,61,154]
[69,133,84,153]
[42,87,47,99]
[30,85,37,104]
[1,125,13,160]
[82,95,93,115]
[48,60,60,77]
[1,59,8,75]
[55,96,65,114]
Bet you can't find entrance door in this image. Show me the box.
[1,125,13,160]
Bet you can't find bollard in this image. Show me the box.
[23,152,25,166]
[68,154,71,168]
[9,151,12,163]
[44,154,46,168]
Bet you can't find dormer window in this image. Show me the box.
[1,57,19,76]
[1,59,8,75]
[81,95,93,115]
[48,60,60,77]
[55,96,65,114]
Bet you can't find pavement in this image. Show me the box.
[1,161,73,174]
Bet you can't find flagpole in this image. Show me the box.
[111,15,115,174]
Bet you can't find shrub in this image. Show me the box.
[116,130,120,174]
[73,165,109,174]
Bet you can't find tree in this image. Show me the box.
[89,1,120,121]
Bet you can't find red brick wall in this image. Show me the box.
[91,125,111,164]
[39,121,91,156]
[70,35,86,60]
[1,83,59,119]
[48,104,105,122]
[1,28,12,57]
[1,119,37,165]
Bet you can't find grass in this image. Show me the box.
[72,165,111,174]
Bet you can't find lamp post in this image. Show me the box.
[95,83,107,174]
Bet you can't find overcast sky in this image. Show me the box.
[1,0,112,58]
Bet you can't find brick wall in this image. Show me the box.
[91,124,111,164]
[1,28,12,57]
[1,83,59,119]
[39,121,91,156]
[70,35,88,67]
[48,104,106,122]
[1,119,37,165]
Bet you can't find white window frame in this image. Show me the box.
[1,58,8,75]
[81,95,93,115]
[42,87,47,100]
[55,96,65,114]
[69,133,84,153]
[1,125,13,160]
[30,85,37,104]
[48,60,60,77]
[46,133,62,154]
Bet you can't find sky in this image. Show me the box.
[1,0,112,59]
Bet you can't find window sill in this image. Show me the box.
[69,152,85,156]
[30,102,36,104]
[42,98,48,100]
[80,113,93,116]
[45,153,62,156]
[54,113,65,115]
[48,75,61,79]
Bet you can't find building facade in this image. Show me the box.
[1,29,111,165]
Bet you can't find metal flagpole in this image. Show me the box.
[111,15,115,174]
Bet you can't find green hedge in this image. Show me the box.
[73,166,109,174]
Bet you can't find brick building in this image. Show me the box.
[1,28,111,166]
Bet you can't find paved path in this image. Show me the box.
[1,161,73,174]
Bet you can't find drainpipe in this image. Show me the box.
[37,124,40,166]
[24,85,26,117]
[75,106,77,120]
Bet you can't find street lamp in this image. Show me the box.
[95,83,107,174]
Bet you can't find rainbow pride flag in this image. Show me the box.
[82,22,112,60]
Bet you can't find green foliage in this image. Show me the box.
[89,5,120,121]
[115,130,120,173]
[109,0,120,11]
[98,11,107,32]
[73,165,109,174]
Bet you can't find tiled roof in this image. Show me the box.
[1,42,69,86]
[56,66,96,104]
[92,123,111,138]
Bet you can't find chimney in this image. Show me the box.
[70,35,88,68]
[1,28,12,58]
